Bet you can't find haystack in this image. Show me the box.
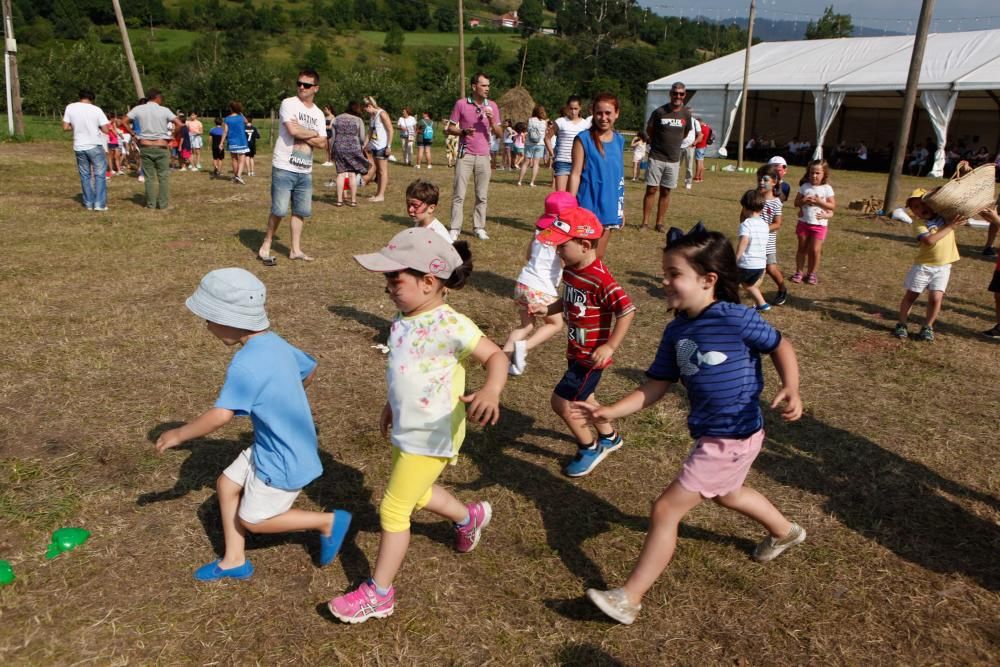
[497,86,535,125]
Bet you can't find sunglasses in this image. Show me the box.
[296,81,316,89]
[671,91,686,97]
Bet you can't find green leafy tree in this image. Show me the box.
[51,0,89,39]
[300,41,331,72]
[434,6,458,32]
[519,0,544,34]
[476,39,501,67]
[385,0,430,31]
[384,23,405,54]
[805,5,854,39]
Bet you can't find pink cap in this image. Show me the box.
[537,207,603,246]
[535,191,578,230]
[354,228,463,278]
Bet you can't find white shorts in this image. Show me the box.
[191,135,203,150]
[646,157,680,189]
[904,263,952,293]
[223,448,300,524]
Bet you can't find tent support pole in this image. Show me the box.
[736,0,756,168]
[987,90,1000,156]
[884,0,935,215]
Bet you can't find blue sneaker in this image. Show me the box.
[194,559,254,581]
[563,438,621,478]
[319,509,352,566]
[755,303,772,312]
[597,431,623,452]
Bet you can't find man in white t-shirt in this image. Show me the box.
[257,69,328,265]
[397,108,417,166]
[62,89,111,211]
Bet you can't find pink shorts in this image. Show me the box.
[677,429,764,498]
[514,282,559,308]
[796,221,828,240]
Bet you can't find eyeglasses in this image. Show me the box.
[296,81,316,89]
[670,91,686,97]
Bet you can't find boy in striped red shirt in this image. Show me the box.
[532,207,637,477]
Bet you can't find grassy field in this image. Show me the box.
[0,142,997,665]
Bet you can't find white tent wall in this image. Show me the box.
[646,29,1000,166]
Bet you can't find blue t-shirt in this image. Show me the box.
[215,332,320,490]
[576,130,624,228]
[224,114,248,151]
[646,301,781,439]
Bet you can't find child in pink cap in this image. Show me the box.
[503,191,577,375]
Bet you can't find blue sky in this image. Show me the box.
[638,0,997,33]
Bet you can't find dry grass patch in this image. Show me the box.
[0,142,997,665]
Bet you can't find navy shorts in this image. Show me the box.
[553,360,605,401]
[739,268,765,286]
[989,269,1000,293]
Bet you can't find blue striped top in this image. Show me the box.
[646,301,781,438]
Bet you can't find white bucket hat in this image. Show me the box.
[185,268,269,331]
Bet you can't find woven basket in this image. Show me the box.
[923,164,997,219]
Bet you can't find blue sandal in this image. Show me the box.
[319,509,353,566]
[194,559,254,581]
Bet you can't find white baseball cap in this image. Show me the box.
[767,156,788,166]
[354,227,463,279]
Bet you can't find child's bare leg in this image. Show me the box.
[422,484,469,523]
[795,236,807,273]
[713,485,791,538]
[258,214,282,258]
[217,474,248,569]
[551,393,596,444]
[523,313,563,351]
[622,480,703,605]
[502,308,535,353]
[241,508,336,536]
[766,264,785,290]
[808,238,823,274]
[924,290,944,328]
[372,529,410,591]
[744,283,766,306]
[898,290,920,324]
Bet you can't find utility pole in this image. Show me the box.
[518,38,528,88]
[884,0,935,215]
[458,0,466,98]
[2,0,24,137]
[736,0,756,168]
[112,0,144,99]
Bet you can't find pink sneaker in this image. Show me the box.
[328,579,395,624]
[790,271,804,283]
[454,501,492,553]
[806,273,818,285]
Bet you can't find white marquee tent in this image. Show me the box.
[646,29,1000,175]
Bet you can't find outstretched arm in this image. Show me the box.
[155,407,235,453]
[572,378,673,423]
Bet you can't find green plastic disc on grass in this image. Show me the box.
[44,527,91,559]
[0,560,13,585]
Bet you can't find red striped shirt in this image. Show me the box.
[561,259,636,365]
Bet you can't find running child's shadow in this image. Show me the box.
[459,408,753,596]
[469,270,517,299]
[138,422,375,577]
[760,410,1000,591]
[327,305,392,343]
[625,270,665,299]
[379,213,413,229]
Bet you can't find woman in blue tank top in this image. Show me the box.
[569,93,624,258]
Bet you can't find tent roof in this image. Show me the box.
[648,29,1000,94]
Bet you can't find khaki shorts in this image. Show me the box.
[223,448,300,524]
[646,157,680,189]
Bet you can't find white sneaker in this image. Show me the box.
[685,182,692,190]
[752,522,806,562]
[449,229,461,241]
[586,588,641,625]
[322,161,334,167]
[415,164,420,169]
[427,165,432,170]
[137,175,145,183]
[474,229,490,241]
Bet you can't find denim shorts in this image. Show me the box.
[553,360,605,401]
[553,160,573,176]
[370,147,389,160]
[270,166,313,218]
[525,144,545,159]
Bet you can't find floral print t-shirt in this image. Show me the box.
[386,304,483,458]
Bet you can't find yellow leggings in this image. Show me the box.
[380,447,451,533]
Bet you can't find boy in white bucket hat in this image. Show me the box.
[155,268,351,581]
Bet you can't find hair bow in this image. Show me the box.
[665,221,707,248]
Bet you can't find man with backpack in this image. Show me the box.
[694,117,713,183]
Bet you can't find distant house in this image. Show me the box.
[469,19,480,28]
[494,11,520,29]
[540,27,556,35]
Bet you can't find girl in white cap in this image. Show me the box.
[328,229,508,624]
[155,268,352,581]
